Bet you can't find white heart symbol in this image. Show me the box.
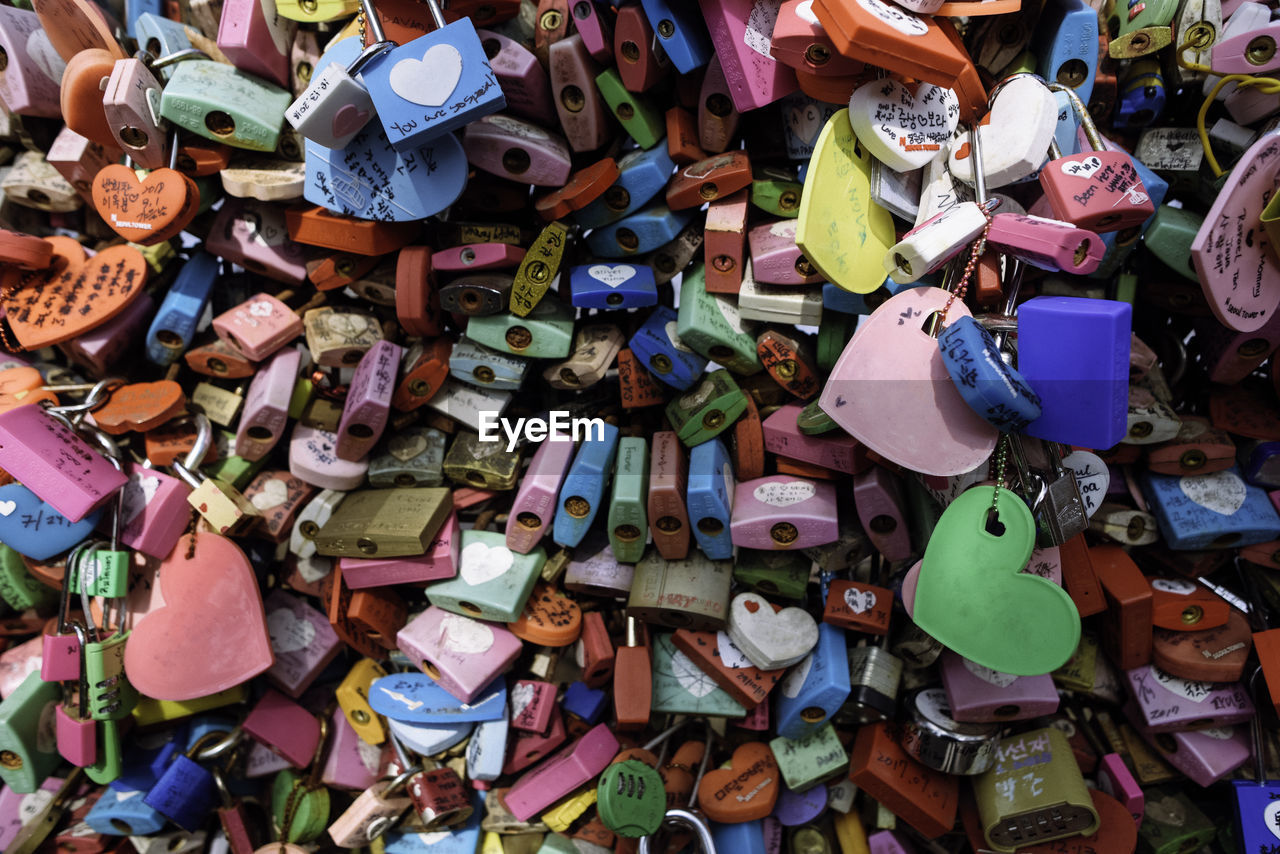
[1150,665,1214,704]
[251,477,290,511]
[962,657,1018,688]
[788,105,823,147]
[716,631,753,669]
[121,475,160,526]
[1062,450,1108,517]
[664,320,695,353]
[388,43,463,108]
[753,481,816,508]
[510,682,535,716]
[671,648,717,697]
[1061,155,1103,179]
[388,432,428,461]
[1179,470,1247,515]
[460,541,514,586]
[267,608,316,654]
[843,587,876,614]
[849,78,959,172]
[439,612,494,655]
[248,300,274,317]
[795,0,821,25]
[1265,802,1280,840]
[587,264,636,288]
[0,500,16,517]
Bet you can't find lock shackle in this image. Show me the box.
[71,623,91,718]
[43,377,121,420]
[423,0,447,31]
[348,39,397,76]
[637,809,717,854]
[384,765,421,796]
[58,541,97,634]
[969,122,988,204]
[150,48,211,69]
[686,720,715,808]
[78,540,128,640]
[1044,82,1105,152]
[359,0,390,46]
[168,413,214,488]
[192,726,243,762]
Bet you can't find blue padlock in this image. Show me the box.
[448,338,529,391]
[111,722,188,792]
[388,716,474,756]
[86,785,168,836]
[369,671,507,723]
[574,145,675,229]
[465,712,507,782]
[640,0,712,73]
[125,0,164,37]
[628,306,708,391]
[562,681,608,725]
[711,819,768,854]
[1140,466,1280,550]
[146,250,219,366]
[823,277,910,315]
[0,482,103,561]
[554,422,621,548]
[1033,0,1098,105]
[1114,60,1166,129]
[134,14,193,80]
[1240,440,1280,488]
[688,438,735,560]
[141,735,225,831]
[569,262,659,309]
[362,0,506,153]
[1019,296,1131,450]
[938,316,1042,432]
[774,622,851,740]
[586,201,696,258]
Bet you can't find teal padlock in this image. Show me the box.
[159,59,293,151]
[0,671,60,792]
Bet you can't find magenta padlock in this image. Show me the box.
[396,605,522,703]
[853,466,911,562]
[1125,665,1255,732]
[737,697,770,731]
[761,405,863,475]
[730,475,838,550]
[0,404,127,522]
[504,723,620,821]
[244,739,294,778]
[42,544,91,683]
[62,292,154,377]
[572,0,613,62]
[506,439,575,554]
[117,461,192,559]
[748,220,824,285]
[237,346,303,461]
[102,58,168,169]
[984,212,1105,275]
[504,709,567,775]
[477,29,557,127]
[336,340,401,462]
[868,831,914,854]
[433,242,526,273]
[289,424,370,491]
[938,650,1060,722]
[696,0,799,112]
[510,680,557,734]
[322,707,381,791]
[1096,753,1144,826]
[56,624,95,767]
[1128,706,1251,786]
[463,115,572,187]
[213,293,303,362]
[206,198,309,285]
[242,689,323,767]
[264,589,342,698]
[340,511,460,587]
[217,0,296,88]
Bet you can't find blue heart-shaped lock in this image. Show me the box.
[368,671,507,723]
[304,37,468,222]
[0,482,103,560]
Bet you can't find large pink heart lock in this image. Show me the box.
[818,286,998,476]
[124,531,274,700]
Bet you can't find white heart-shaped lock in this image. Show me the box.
[848,79,959,172]
[388,43,464,108]
[947,75,1058,188]
[1179,469,1248,515]
[268,607,317,654]
[587,264,637,288]
[727,592,819,670]
[460,541,514,585]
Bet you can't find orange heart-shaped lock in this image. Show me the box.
[91,380,187,434]
[92,164,200,245]
[696,742,779,823]
[508,582,583,647]
[60,48,121,147]
[0,366,57,414]
[3,243,148,350]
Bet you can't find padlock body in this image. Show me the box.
[1039,151,1155,233]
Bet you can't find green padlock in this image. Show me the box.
[651,633,746,717]
[816,310,856,372]
[0,671,60,792]
[0,544,57,611]
[1137,787,1216,854]
[159,60,293,152]
[1142,205,1203,282]
[84,718,123,785]
[734,549,811,601]
[797,400,839,436]
[665,369,749,447]
[769,722,849,793]
[751,167,804,219]
[998,48,1039,76]
[426,530,545,622]
[467,299,576,360]
[596,759,667,837]
[607,437,649,565]
[595,69,663,150]
[271,767,332,843]
[205,430,269,489]
[676,266,762,375]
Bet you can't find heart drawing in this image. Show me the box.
[387,43,463,108]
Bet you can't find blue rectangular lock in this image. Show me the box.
[1033,0,1098,105]
[711,819,768,854]
[562,681,608,725]
[87,784,168,835]
[585,201,696,258]
[1232,778,1280,852]
[640,0,712,73]
[448,337,529,391]
[574,145,674,229]
[146,250,219,365]
[570,262,659,309]
[688,438,735,560]
[1019,296,1131,450]
[1140,466,1280,550]
[554,422,621,548]
[774,622,851,741]
[628,306,708,391]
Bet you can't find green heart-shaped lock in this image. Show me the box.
[270,768,331,843]
[913,485,1080,676]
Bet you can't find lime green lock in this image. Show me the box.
[0,544,56,611]
[607,437,649,565]
[426,530,546,622]
[676,266,762,375]
[769,722,849,792]
[1110,0,1177,58]
[205,431,269,490]
[751,167,804,219]
[665,369,749,447]
[467,299,576,360]
[1143,205,1203,282]
[597,759,667,837]
[998,49,1039,77]
[85,718,123,784]
[0,671,60,792]
[595,69,663,150]
[817,310,856,372]
[797,400,839,436]
[275,0,358,22]
[271,766,331,843]
[734,549,811,600]
[159,60,292,152]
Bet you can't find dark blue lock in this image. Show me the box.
[687,438,734,560]
[111,721,188,792]
[0,483,103,561]
[142,731,229,831]
[554,422,621,549]
[570,262,659,309]
[1239,440,1280,488]
[1140,466,1280,550]
[938,316,1042,433]
[640,0,712,73]
[1033,0,1098,105]
[575,145,675,229]
[774,622,851,740]
[1114,61,1166,129]
[146,250,219,366]
[562,681,608,725]
[628,306,708,391]
[586,202,696,259]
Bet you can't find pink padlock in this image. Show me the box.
[47,127,120,206]
[853,466,911,562]
[322,707,382,791]
[868,831,914,854]
[432,242,526,273]
[939,650,1060,722]
[396,605,522,703]
[478,29,558,128]
[504,723,619,821]
[504,709,566,774]
[463,115,573,187]
[737,696,770,731]
[697,0,799,112]
[56,702,96,767]
[549,35,610,152]
[213,292,303,362]
[698,56,739,155]
[506,439,575,554]
[748,220,824,285]
[762,404,866,475]
[62,291,154,376]
[1128,705,1251,786]
[289,424,370,490]
[1096,753,1144,827]
[730,475,838,550]
[510,680,557,734]
[102,58,168,169]
[1125,665,1254,732]
[0,404,127,522]
[0,5,65,118]
[117,461,193,559]
[336,340,401,462]
[217,0,296,88]
[340,511,460,588]
[571,0,613,62]
[264,589,342,698]
[242,688,323,767]
[237,346,302,461]
[984,212,1104,275]
[206,198,309,285]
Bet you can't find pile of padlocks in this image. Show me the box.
[0,0,1277,850]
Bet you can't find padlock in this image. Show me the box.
[552,421,620,548]
[606,436,649,564]
[397,605,521,703]
[144,729,239,831]
[41,545,86,683]
[54,623,95,768]
[171,413,261,537]
[159,59,293,152]
[629,550,732,630]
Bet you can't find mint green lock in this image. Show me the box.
[159,60,292,152]
[734,549,811,601]
[665,369,748,447]
[0,544,56,611]
[676,265,762,375]
[751,167,804,219]
[426,530,545,622]
[595,69,663,150]
[466,299,575,360]
[206,430,269,489]
[607,437,649,565]
[1143,205,1203,283]
[769,722,849,793]
[85,718,123,784]
[651,633,746,717]
[0,671,60,792]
